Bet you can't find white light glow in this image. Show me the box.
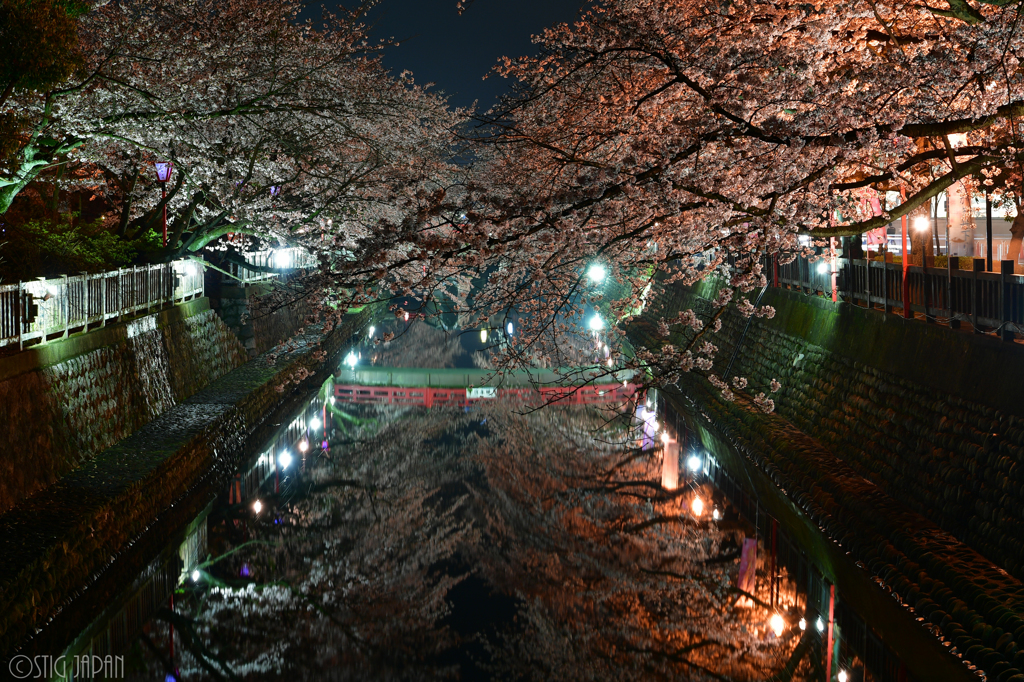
[589,315,604,331]
[661,432,671,444]
[329,395,336,404]
[253,500,262,514]
[368,325,375,337]
[299,439,308,453]
[799,617,806,631]
[838,671,848,682]
[816,617,825,632]
[403,311,409,321]
[770,613,785,637]
[345,351,357,369]
[913,215,930,232]
[272,249,291,269]
[713,509,720,520]
[480,328,488,343]
[587,263,607,283]
[279,450,292,468]
[507,321,514,335]
[191,569,200,582]
[691,496,704,516]
[817,262,829,274]
[310,416,321,431]
[687,455,702,472]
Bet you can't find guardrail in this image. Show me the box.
[224,247,317,283]
[0,261,204,349]
[776,255,1024,340]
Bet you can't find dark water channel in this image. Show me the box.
[42,321,906,682]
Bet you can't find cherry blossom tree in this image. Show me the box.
[1,0,463,261]
[326,0,1024,400]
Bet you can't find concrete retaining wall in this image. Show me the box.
[0,299,246,514]
[632,280,1024,682]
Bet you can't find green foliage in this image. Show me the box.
[0,213,160,280]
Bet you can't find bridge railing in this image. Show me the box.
[225,247,317,283]
[0,260,204,349]
[776,255,1024,339]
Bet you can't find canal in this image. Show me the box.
[37,319,923,681]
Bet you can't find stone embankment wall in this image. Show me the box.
[633,279,1024,682]
[211,278,312,357]
[0,307,373,660]
[0,299,246,514]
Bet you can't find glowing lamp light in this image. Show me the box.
[507,321,514,335]
[838,672,848,682]
[691,496,704,517]
[589,315,604,331]
[279,450,292,468]
[660,432,671,445]
[817,262,829,274]
[798,617,807,631]
[913,215,930,232]
[687,455,702,472]
[329,395,336,404]
[712,509,720,520]
[403,311,409,322]
[272,249,292,269]
[253,500,262,514]
[299,439,309,453]
[191,569,201,582]
[310,416,321,431]
[816,617,825,632]
[368,325,375,338]
[480,328,488,343]
[770,613,785,637]
[154,161,173,182]
[587,263,607,283]
[345,351,357,369]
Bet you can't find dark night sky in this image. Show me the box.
[327,0,585,111]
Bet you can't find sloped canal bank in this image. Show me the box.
[0,308,372,666]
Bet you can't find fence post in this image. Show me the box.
[973,258,984,334]
[1001,260,1015,341]
[949,258,960,329]
[882,256,891,314]
[62,274,69,339]
[923,257,933,323]
[17,281,23,351]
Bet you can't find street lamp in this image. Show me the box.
[587,263,607,284]
[153,161,174,247]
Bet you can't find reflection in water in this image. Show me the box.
[119,381,806,681]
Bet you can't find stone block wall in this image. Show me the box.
[634,279,1024,682]
[210,279,312,358]
[0,302,246,514]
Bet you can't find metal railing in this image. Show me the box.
[777,255,1024,339]
[225,247,317,283]
[0,261,204,349]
